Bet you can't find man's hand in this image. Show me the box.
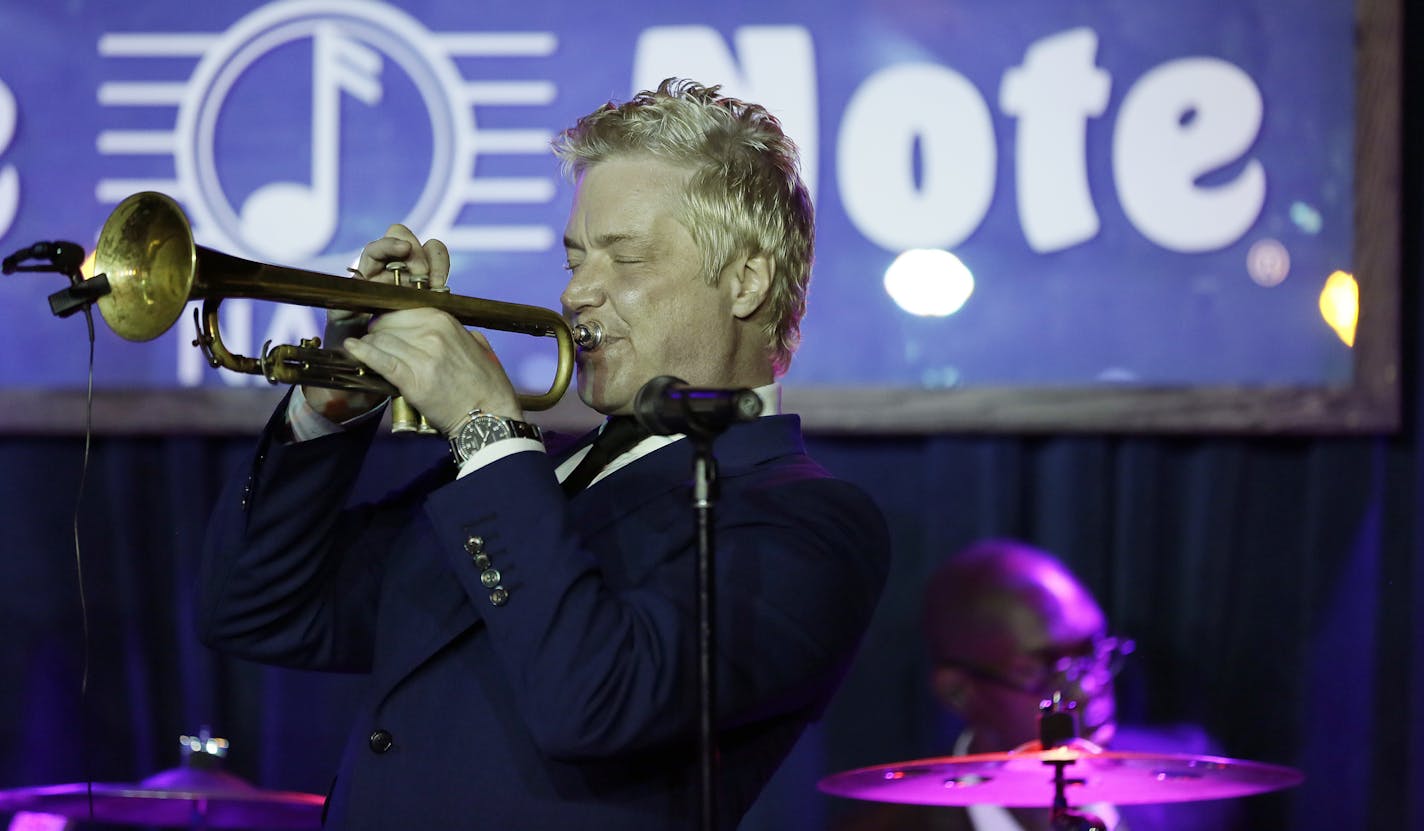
[307,224,523,433]
[302,224,448,421]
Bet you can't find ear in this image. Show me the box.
[727,253,773,320]
[930,666,971,715]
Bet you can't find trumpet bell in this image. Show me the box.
[93,191,198,341]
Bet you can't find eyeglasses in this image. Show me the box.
[940,636,1135,699]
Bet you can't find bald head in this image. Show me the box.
[923,540,1106,668]
[921,539,1116,750]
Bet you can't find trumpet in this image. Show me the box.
[92,191,599,428]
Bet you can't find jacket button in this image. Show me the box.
[489,587,509,606]
[368,729,394,753]
[464,534,485,554]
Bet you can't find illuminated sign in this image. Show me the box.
[0,0,1368,430]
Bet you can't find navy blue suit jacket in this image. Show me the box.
[199,402,890,829]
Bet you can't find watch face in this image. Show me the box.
[458,414,511,458]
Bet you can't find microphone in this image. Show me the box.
[2,240,86,274]
[633,375,764,438]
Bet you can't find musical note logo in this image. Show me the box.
[238,23,382,260]
[95,0,561,273]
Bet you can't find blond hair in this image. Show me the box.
[552,78,814,374]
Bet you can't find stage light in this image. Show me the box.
[1289,200,1323,235]
[883,248,974,317]
[1318,269,1357,347]
[1246,238,1289,287]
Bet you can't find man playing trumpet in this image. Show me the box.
[198,78,890,830]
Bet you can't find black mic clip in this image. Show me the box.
[2,240,113,319]
[634,375,764,439]
[48,273,112,319]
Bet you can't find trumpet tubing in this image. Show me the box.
[92,191,580,413]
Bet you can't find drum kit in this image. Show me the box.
[0,712,1302,830]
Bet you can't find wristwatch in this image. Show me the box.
[448,409,542,465]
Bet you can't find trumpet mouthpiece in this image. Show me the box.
[573,320,604,351]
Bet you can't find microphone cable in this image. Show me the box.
[71,302,97,821]
[7,241,102,817]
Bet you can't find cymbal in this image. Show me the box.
[818,742,1304,807]
[0,766,323,828]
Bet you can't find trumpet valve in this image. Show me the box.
[385,261,422,289]
[573,320,604,351]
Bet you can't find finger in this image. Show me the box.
[344,335,417,390]
[355,235,415,282]
[364,310,467,361]
[423,238,451,291]
[381,224,432,285]
[465,329,503,366]
[383,223,422,248]
[366,306,447,335]
[364,312,493,379]
[333,238,403,327]
[326,307,372,334]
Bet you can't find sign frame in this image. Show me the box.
[1,0,1400,437]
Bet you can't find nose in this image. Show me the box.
[559,260,606,318]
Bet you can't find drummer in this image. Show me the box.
[921,539,1125,757]
[833,539,1238,831]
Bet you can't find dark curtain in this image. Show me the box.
[2,399,1418,831]
[2,16,1420,831]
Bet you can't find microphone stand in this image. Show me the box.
[632,375,762,831]
[690,434,720,831]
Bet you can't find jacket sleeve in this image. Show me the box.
[196,399,450,672]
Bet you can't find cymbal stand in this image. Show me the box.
[1039,695,1107,831]
[1045,758,1106,831]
